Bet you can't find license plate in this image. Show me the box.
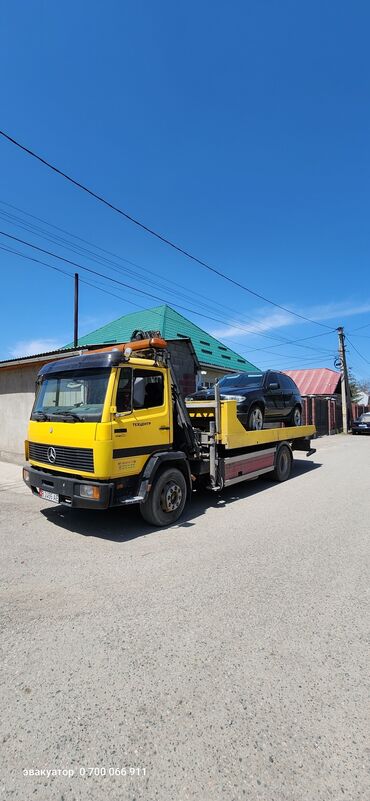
[358,424,367,428]
[38,489,59,503]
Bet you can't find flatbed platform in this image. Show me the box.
[186,398,315,450]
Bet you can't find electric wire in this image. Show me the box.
[350,321,370,332]
[0,229,336,354]
[0,129,332,330]
[0,243,336,366]
[0,203,310,342]
[0,200,296,336]
[0,206,265,326]
[345,336,370,366]
[349,333,370,340]
[1,202,345,354]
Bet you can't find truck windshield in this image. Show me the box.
[32,368,110,422]
[219,373,264,388]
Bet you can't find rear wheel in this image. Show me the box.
[288,405,302,426]
[272,444,292,482]
[247,405,264,431]
[140,467,187,526]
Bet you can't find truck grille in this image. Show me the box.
[29,442,94,473]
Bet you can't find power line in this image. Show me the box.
[0,198,342,359]
[0,129,332,330]
[190,326,336,360]
[2,202,345,356]
[349,333,370,340]
[346,336,370,366]
[203,331,335,359]
[0,242,337,366]
[0,205,244,324]
[350,320,370,332]
[0,201,305,341]
[0,242,165,312]
[0,243,179,322]
[0,229,295,343]
[0,243,74,281]
[0,244,334,367]
[0,233,298,345]
[0,200,276,330]
[0,229,335,352]
[245,329,336,353]
[255,343,336,364]
[257,361,336,370]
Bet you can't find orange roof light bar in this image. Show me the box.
[88,337,168,356]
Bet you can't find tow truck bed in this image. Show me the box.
[186,397,315,488]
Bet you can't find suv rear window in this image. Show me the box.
[279,374,294,390]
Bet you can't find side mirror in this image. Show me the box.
[268,382,279,390]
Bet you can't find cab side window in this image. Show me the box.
[133,370,164,409]
[116,368,164,412]
[116,368,132,412]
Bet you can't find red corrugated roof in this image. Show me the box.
[283,368,341,396]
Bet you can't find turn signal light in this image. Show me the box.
[23,468,30,483]
[80,485,101,499]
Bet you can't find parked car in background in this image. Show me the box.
[188,370,303,430]
[351,412,370,434]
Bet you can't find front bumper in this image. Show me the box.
[23,464,114,509]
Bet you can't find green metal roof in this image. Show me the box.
[70,305,259,373]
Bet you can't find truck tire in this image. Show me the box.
[272,444,292,482]
[140,467,187,526]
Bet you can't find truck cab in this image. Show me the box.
[23,338,194,523]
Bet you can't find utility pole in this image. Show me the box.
[74,273,79,349]
[337,326,351,434]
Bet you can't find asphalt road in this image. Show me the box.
[0,435,369,801]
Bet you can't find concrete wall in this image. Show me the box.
[0,364,39,463]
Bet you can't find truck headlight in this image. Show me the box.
[80,484,101,499]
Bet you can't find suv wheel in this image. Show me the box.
[289,405,302,426]
[247,405,264,431]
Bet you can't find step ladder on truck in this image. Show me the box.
[23,332,316,526]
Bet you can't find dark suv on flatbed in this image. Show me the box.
[188,370,303,430]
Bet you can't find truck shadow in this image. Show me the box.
[40,458,321,542]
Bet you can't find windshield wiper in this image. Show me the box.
[51,411,85,422]
[32,411,50,421]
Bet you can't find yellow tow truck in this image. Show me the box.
[23,333,316,526]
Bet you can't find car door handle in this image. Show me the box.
[159,425,170,430]
[114,428,127,433]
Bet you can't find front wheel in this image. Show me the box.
[272,444,293,482]
[247,405,264,431]
[140,467,187,526]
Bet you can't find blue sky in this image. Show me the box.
[1,1,370,378]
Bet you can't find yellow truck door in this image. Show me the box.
[111,365,172,479]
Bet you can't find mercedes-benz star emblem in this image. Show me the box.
[47,446,56,464]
